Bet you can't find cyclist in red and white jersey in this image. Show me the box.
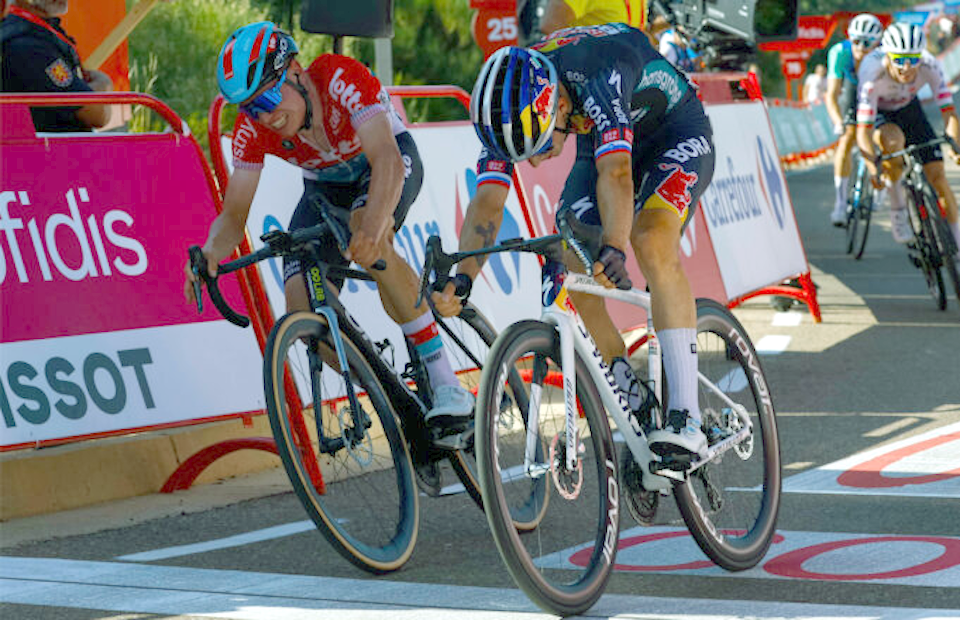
[856,22,960,249]
[184,22,475,430]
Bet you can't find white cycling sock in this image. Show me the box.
[658,328,699,424]
[888,181,905,212]
[402,312,458,389]
[835,175,849,209]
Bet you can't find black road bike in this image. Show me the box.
[189,194,531,573]
[879,135,960,310]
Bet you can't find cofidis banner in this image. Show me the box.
[1,133,264,449]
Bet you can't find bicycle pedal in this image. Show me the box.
[429,423,475,452]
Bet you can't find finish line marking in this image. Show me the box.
[783,420,960,497]
[537,526,960,587]
[2,557,957,620]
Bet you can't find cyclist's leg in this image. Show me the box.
[832,84,858,224]
[872,114,913,242]
[634,120,715,458]
[556,138,628,363]
[350,134,473,423]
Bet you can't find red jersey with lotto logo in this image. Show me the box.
[231,54,406,182]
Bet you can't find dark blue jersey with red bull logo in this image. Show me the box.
[477,22,705,189]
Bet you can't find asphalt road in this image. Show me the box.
[2,159,959,620]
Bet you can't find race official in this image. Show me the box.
[0,0,113,131]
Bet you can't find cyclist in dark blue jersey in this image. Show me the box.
[433,23,715,457]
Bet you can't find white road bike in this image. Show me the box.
[420,208,782,616]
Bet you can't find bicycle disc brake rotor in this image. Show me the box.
[339,406,374,466]
[549,432,583,500]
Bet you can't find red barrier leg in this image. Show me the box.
[727,271,822,323]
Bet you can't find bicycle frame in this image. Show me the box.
[530,267,754,493]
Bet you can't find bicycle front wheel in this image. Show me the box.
[909,186,947,310]
[672,299,782,571]
[477,320,617,617]
[852,179,873,260]
[264,311,419,573]
[923,180,960,305]
[437,303,532,519]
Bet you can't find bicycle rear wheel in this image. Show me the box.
[908,187,947,311]
[672,299,782,571]
[477,320,617,616]
[438,303,532,518]
[264,311,419,573]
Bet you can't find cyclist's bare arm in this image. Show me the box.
[184,167,259,303]
[943,109,960,164]
[593,150,633,288]
[346,112,405,268]
[825,77,844,129]
[431,182,508,317]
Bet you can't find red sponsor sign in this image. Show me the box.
[471,7,519,58]
[760,15,838,52]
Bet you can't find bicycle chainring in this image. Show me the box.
[619,448,659,526]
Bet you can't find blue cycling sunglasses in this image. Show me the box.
[240,68,288,118]
[889,53,922,68]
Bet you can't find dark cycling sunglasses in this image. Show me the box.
[240,68,288,118]
[889,53,922,68]
[851,38,877,48]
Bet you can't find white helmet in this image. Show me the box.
[882,22,926,55]
[847,14,883,41]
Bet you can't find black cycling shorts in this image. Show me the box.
[875,97,942,164]
[560,112,715,232]
[283,131,423,289]
[839,81,857,126]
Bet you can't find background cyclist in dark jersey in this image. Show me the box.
[433,24,715,457]
[184,22,475,431]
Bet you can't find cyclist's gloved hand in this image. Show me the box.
[832,122,844,137]
[430,273,473,318]
[593,245,632,290]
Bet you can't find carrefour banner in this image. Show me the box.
[0,132,265,449]
[236,123,541,373]
[700,102,808,298]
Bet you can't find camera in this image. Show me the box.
[653,0,798,70]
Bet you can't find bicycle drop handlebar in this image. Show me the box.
[189,200,385,328]
[875,134,960,180]
[415,207,603,308]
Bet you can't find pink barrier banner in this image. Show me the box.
[1,113,264,450]
[1,136,244,343]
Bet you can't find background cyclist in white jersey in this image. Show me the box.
[856,22,960,250]
[826,14,883,226]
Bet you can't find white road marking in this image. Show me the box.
[1,557,957,619]
[756,334,791,354]
[772,312,803,326]
[535,526,960,587]
[783,420,960,497]
[116,521,317,562]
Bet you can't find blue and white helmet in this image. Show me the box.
[471,46,559,162]
[881,22,926,55]
[216,22,298,104]
[847,14,883,41]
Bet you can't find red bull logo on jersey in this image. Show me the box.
[655,163,698,215]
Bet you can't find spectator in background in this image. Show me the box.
[0,0,113,132]
[802,64,827,105]
[538,0,667,41]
